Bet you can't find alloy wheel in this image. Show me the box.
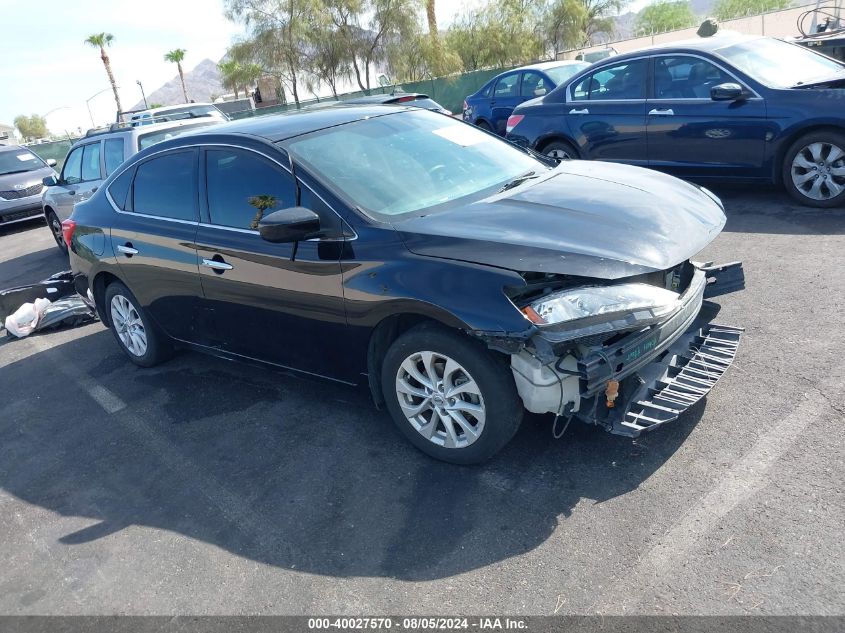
[791,141,845,201]
[110,294,147,357]
[395,351,486,449]
[546,148,571,161]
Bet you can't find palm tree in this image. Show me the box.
[248,195,278,229]
[164,48,189,103]
[219,60,242,99]
[84,33,122,116]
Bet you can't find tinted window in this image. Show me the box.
[104,138,125,176]
[132,151,196,221]
[654,56,735,99]
[494,74,519,98]
[61,147,83,184]
[521,72,549,97]
[81,143,101,181]
[205,149,297,230]
[572,60,647,101]
[108,168,133,210]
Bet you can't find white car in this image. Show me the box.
[128,103,229,127]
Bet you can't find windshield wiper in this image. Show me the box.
[498,170,540,192]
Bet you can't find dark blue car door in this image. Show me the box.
[646,54,767,179]
[565,58,649,165]
[490,72,524,135]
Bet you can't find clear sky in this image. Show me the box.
[0,0,652,134]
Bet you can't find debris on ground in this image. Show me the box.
[1,271,97,339]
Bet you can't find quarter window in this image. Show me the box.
[572,60,647,101]
[108,168,133,210]
[104,138,125,176]
[205,149,297,230]
[654,56,735,99]
[132,151,196,221]
[61,147,83,185]
[81,143,101,181]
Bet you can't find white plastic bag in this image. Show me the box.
[4,297,51,338]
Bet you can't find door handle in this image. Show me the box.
[201,258,233,272]
[116,243,138,257]
[569,108,589,115]
[648,108,675,116]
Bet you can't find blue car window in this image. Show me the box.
[654,56,735,99]
[494,74,519,98]
[573,60,647,101]
[521,72,548,97]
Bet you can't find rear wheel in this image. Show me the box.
[381,325,523,464]
[476,120,492,132]
[46,209,66,253]
[104,281,172,368]
[543,140,578,162]
[782,131,845,208]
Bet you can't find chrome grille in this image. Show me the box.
[0,183,43,200]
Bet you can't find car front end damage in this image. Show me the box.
[496,260,744,436]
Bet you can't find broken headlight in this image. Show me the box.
[521,283,681,328]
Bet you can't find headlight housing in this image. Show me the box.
[521,283,681,333]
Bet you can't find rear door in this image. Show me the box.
[108,149,206,344]
[565,58,649,165]
[490,72,523,135]
[194,145,349,379]
[646,54,767,179]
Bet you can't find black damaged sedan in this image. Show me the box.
[64,105,744,464]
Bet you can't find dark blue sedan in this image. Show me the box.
[462,61,590,136]
[506,35,845,207]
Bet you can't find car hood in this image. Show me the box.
[395,161,726,280]
[0,166,54,192]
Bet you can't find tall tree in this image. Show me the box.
[164,48,190,102]
[635,0,695,36]
[84,33,123,116]
[543,0,589,57]
[14,114,49,141]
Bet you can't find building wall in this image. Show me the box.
[560,4,818,59]
[0,124,19,145]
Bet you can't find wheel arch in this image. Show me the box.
[535,134,581,158]
[774,123,845,184]
[91,270,125,328]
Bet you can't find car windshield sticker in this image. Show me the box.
[432,125,487,147]
[16,152,37,161]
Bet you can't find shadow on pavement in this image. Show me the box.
[0,328,703,581]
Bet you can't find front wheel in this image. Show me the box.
[381,325,523,464]
[46,210,66,253]
[782,131,845,208]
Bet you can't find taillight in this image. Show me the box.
[462,100,468,111]
[395,95,416,103]
[61,219,76,249]
[506,114,524,134]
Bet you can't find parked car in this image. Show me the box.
[0,145,57,228]
[506,34,845,207]
[463,61,590,135]
[42,119,222,251]
[341,93,453,115]
[575,48,617,63]
[64,106,743,464]
[128,103,229,127]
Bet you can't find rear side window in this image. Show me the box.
[132,151,196,221]
[205,148,297,230]
[108,168,133,210]
[104,138,125,176]
[81,143,101,181]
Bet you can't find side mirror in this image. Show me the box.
[534,88,547,96]
[711,83,744,101]
[46,158,57,167]
[43,175,59,187]
[258,207,320,243]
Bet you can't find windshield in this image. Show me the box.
[545,63,590,85]
[0,149,46,175]
[285,109,543,218]
[718,37,845,88]
[137,122,218,150]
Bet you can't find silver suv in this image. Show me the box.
[42,118,221,251]
[0,146,57,228]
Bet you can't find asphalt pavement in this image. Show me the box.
[0,186,843,615]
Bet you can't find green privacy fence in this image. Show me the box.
[26,138,78,171]
[229,66,520,121]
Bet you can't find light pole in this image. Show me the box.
[85,87,115,128]
[137,80,148,110]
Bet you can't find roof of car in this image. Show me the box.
[521,60,590,71]
[185,104,414,143]
[343,93,428,104]
[0,144,27,153]
[75,118,222,145]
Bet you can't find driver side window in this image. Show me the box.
[61,147,83,185]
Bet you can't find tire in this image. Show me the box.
[476,119,492,132]
[104,281,172,368]
[381,324,523,465]
[543,140,578,162]
[46,209,66,254]
[782,130,845,208]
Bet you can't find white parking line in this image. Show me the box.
[592,379,841,614]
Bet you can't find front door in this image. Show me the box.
[565,58,649,165]
[52,141,103,221]
[194,146,349,380]
[109,148,205,344]
[646,55,768,179]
